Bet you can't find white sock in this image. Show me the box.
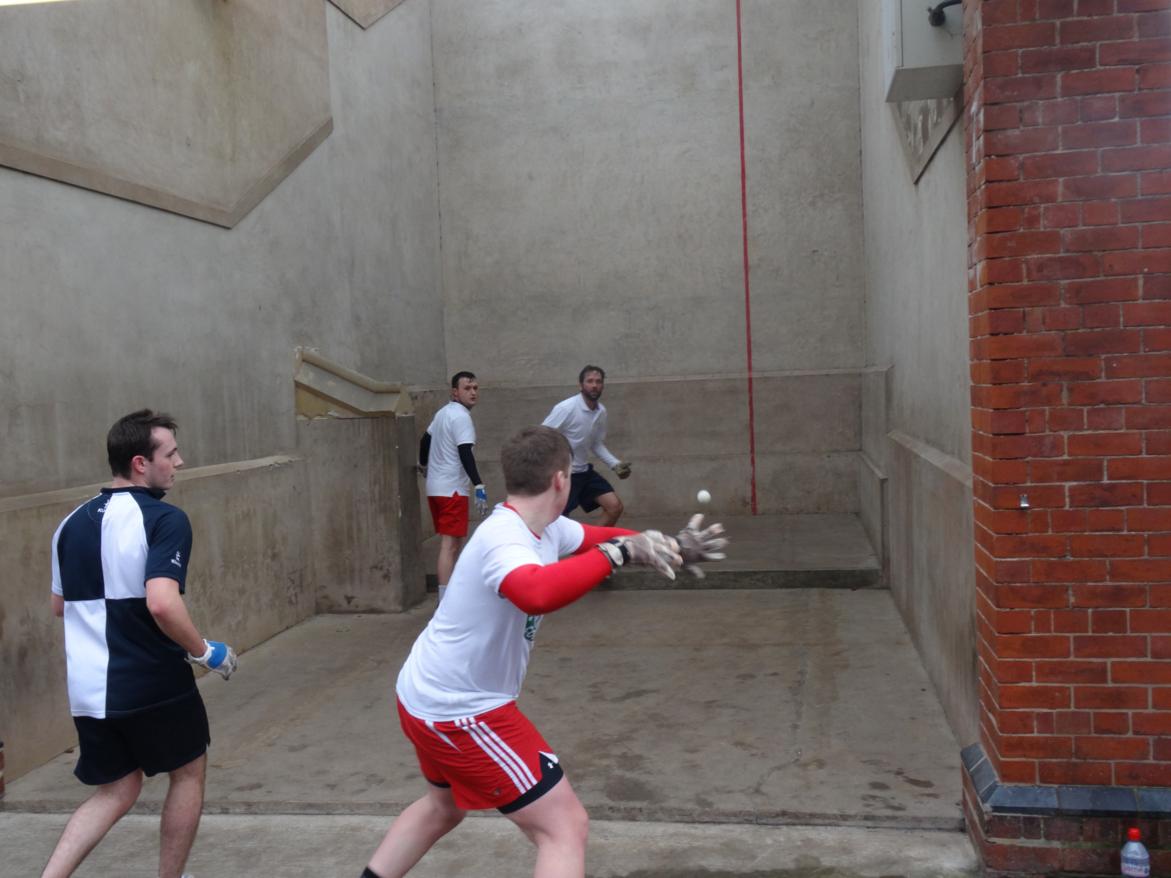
[438,584,447,602]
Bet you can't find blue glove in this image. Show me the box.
[186,639,238,680]
[474,484,489,518]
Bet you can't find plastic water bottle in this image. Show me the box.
[1121,827,1150,877]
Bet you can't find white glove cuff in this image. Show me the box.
[597,540,626,568]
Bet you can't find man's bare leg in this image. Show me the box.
[436,535,463,597]
[366,785,466,878]
[157,753,206,878]
[506,777,589,878]
[594,492,624,527]
[41,770,144,878]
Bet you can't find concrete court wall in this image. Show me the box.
[428,0,866,515]
[465,374,862,517]
[856,4,977,744]
[302,415,427,614]
[0,3,442,782]
[0,1,443,498]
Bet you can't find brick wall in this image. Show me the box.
[965,0,1171,872]
[964,768,1171,874]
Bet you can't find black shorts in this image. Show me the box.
[563,465,615,515]
[72,691,210,786]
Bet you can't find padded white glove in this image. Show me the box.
[186,639,238,680]
[474,484,489,518]
[675,514,728,579]
[597,530,682,580]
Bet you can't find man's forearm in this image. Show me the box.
[593,442,620,469]
[499,551,615,615]
[418,432,432,467]
[574,524,637,552]
[145,579,206,655]
[457,443,482,485]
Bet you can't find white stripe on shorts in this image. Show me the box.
[425,720,459,751]
[476,722,539,787]
[457,717,537,793]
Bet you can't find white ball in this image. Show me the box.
[696,489,711,505]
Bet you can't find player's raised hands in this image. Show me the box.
[676,514,728,578]
[599,530,682,580]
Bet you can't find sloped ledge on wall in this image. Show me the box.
[294,348,414,419]
[0,0,333,229]
[0,118,332,230]
[328,0,408,29]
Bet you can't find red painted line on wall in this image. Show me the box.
[735,0,758,516]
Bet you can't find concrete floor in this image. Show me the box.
[0,813,980,877]
[2,515,978,876]
[2,589,978,876]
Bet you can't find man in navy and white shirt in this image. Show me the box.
[43,409,237,878]
[542,365,632,526]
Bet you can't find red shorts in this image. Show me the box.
[428,493,469,537]
[397,699,564,813]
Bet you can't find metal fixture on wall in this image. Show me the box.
[883,0,963,102]
[927,0,961,28]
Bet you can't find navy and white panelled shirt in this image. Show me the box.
[51,486,197,718]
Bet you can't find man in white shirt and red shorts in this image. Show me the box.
[419,371,487,601]
[360,426,726,878]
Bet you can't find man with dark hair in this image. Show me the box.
[542,365,631,526]
[360,425,726,878]
[42,409,237,878]
[419,371,486,601]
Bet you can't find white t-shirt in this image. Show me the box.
[425,401,476,497]
[542,394,619,473]
[396,505,586,720]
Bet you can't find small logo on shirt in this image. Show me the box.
[170,550,183,568]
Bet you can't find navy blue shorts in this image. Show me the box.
[563,465,615,515]
[72,691,210,785]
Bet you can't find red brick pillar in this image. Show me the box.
[963,0,1171,873]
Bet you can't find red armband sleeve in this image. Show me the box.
[573,524,637,554]
[499,550,616,615]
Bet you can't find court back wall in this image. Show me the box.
[432,0,864,378]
